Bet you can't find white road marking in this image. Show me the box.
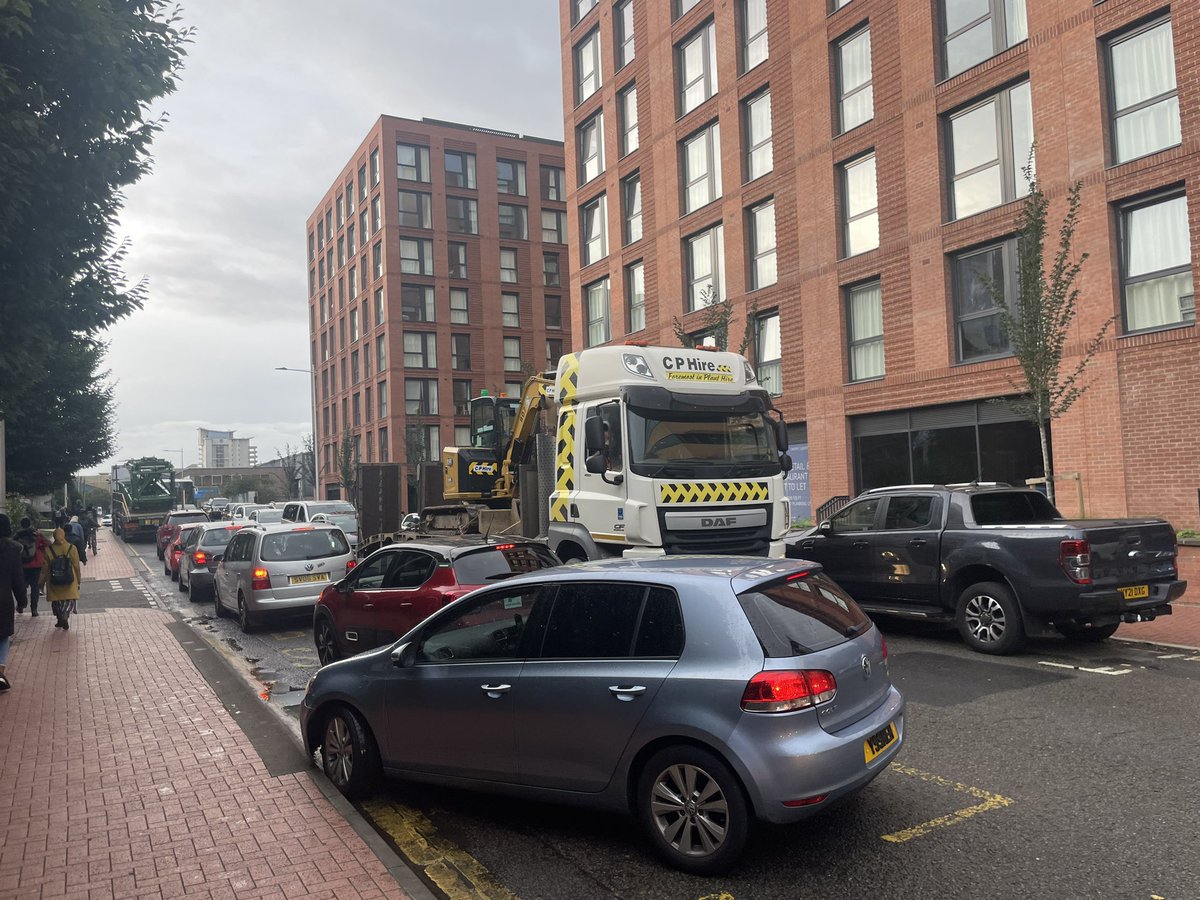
[1038,661,1133,676]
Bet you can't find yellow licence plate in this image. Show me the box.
[864,721,898,764]
[289,573,330,585]
[1120,584,1149,601]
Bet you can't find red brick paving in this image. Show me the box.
[1115,601,1200,651]
[0,593,408,897]
[79,530,135,581]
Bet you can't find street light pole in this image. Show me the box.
[275,366,316,499]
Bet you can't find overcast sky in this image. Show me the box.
[94,0,564,473]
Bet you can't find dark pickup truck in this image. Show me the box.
[786,484,1186,654]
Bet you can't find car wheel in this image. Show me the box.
[156,546,164,560]
[1056,622,1120,643]
[176,571,185,591]
[315,617,341,666]
[636,745,749,876]
[237,593,256,633]
[321,705,380,799]
[213,581,227,617]
[956,581,1025,655]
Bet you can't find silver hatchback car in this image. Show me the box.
[214,523,354,632]
[300,557,905,874]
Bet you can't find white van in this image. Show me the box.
[280,500,356,523]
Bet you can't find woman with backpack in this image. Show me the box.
[0,514,25,691]
[40,528,81,630]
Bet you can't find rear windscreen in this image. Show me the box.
[452,544,559,584]
[737,573,872,656]
[971,491,1061,525]
[260,529,350,561]
[171,513,208,523]
[200,529,238,548]
[253,510,283,523]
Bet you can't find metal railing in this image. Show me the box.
[815,495,851,523]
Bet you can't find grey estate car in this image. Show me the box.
[300,557,905,874]
[214,523,354,632]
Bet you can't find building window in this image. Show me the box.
[450,287,469,324]
[682,121,722,214]
[502,337,523,373]
[547,338,564,368]
[626,260,645,333]
[623,173,643,244]
[372,241,383,279]
[686,224,725,310]
[407,425,440,466]
[378,426,388,462]
[358,164,367,201]
[748,199,777,290]
[398,190,432,229]
[948,80,1033,220]
[678,21,717,115]
[581,194,608,266]
[1108,18,1180,165]
[395,143,430,183]
[585,277,611,347]
[376,334,386,369]
[620,85,639,156]
[353,393,361,426]
[403,331,437,368]
[401,284,435,323]
[740,0,768,73]
[371,195,381,233]
[399,238,433,275]
[542,209,567,244]
[500,248,518,283]
[338,236,346,268]
[446,196,479,234]
[502,292,521,328]
[573,0,597,25]
[575,28,601,104]
[337,194,345,228]
[578,111,605,185]
[1121,193,1195,333]
[841,152,879,257]
[541,165,565,201]
[545,295,563,329]
[445,150,477,189]
[942,0,1027,80]
[743,89,773,182]
[837,26,873,134]
[952,238,1014,361]
[453,379,473,416]
[364,342,372,378]
[847,281,885,381]
[543,252,561,287]
[346,224,355,256]
[370,149,379,186]
[348,265,357,298]
[451,333,471,369]
[755,311,782,395]
[616,0,635,68]
[405,378,439,416]
[349,308,359,342]
[496,158,527,196]
[498,204,529,240]
[374,288,384,327]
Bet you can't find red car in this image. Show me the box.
[156,509,209,559]
[164,522,205,581]
[312,539,559,665]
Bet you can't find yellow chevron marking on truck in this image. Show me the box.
[658,481,770,504]
[550,405,577,522]
[556,352,580,404]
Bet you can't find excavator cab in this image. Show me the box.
[471,393,520,453]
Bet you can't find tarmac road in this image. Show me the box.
[130,539,1200,900]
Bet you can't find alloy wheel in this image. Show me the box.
[316,620,337,666]
[649,763,730,858]
[323,716,354,788]
[964,593,1006,644]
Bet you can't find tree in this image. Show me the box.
[301,434,316,497]
[335,431,358,504]
[992,167,1113,505]
[221,474,282,505]
[0,1,190,487]
[274,443,302,499]
[671,286,758,355]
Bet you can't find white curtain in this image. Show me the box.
[1128,195,1189,276]
[1126,272,1192,332]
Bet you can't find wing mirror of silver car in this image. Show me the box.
[391,642,416,669]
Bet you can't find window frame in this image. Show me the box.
[619,84,640,157]
[836,25,874,134]
[626,260,646,333]
[685,223,726,311]
[1118,190,1196,335]
[615,0,635,69]
[743,88,773,183]
[575,27,602,105]
[846,279,886,381]
[578,111,606,185]
[682,120,722,214]
[677,20,718,116]
[498,203,529,240]
[940,0,1028,81]
[585,277,612,348]
[444,150,477,190]
[446,196,480,235]
[748,198,777,291]
[450,287,470,324]
[401,284,436,324]
[945,79,1033,221]
[580,193,609,266]
[755,310,782,395]
[496,158,528,196]
[840,150,880,258]
[622,172,643,245]
[951,236,1016,362]
[399,237,434,276]
[1105,16,1181,166]
[403,331,437,369]
[740,0,769,74]
[501,292,521,328]
[397,190,433,229]
[397,143,431,183]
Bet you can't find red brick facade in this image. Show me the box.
[559,0,1200,529]
[306,117,570,500]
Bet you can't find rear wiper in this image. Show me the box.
[843,622,869,638]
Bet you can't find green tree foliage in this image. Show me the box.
[993,167,1113,505]
[671,286,757,355]
[0,1,190,484]
[336,431,358,504]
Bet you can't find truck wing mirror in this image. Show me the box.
[780,453,793,473]
[584,451,605,475]
[775,419,789,450]
[583,415,604,457]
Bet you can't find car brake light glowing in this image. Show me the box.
[1059,539,1092,585]
[741,670,837,713]
[251,568,271,591]
[786,570,812,581]
[493,543,516,551]
[293,526,315,532]
[345,559,357,570]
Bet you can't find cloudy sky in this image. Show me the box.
[95,0,564,473]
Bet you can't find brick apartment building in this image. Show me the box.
[306,117,571,501]
[558,0,1200,528]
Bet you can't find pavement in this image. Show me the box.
[1114,543,1199,649]
[0,530,419,899]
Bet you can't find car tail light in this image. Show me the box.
[881,637,888,660]
[251,568,271,591]
[192,551,208,566]
[741,670,837,713]
[493,543,515,551]
[1059,539,1092,585]
[782,795,828,808]
[345,559,357,571]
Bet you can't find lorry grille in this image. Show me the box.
[657,507,772,557]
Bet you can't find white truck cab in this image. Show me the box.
[548,345,792,561]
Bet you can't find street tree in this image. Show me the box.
[993,168,1113,505]
[301,434,317,495]
[672,286,757,354]
[335,431,358,504]
[274,443,303,499]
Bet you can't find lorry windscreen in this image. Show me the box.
[627,408,779,474]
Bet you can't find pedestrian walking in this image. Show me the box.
[83,507,98,556]
[0,514,26,692]
[40,528,81,631]
[13,517,49,616]
[65,515,87,566]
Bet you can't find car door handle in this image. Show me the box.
[399,602,412,607]
[362,603,375,609]
[853,541,869,549]
[908,539,927,547]
[799,540,815,550]
[480,683,511,698]
[609,685,646,700]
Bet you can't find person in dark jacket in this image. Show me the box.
[0,514,26,691]
[14,517,49,616]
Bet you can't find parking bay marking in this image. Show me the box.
[1037,661,1134,676]
[881,764,1013,844]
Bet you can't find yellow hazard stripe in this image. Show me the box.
[556,353,580,404]
[658,481,770,504]
[550,405,577,522]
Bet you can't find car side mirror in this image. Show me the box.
[818,520,833,534]
[212,554,224,563]
[391,641,416,668]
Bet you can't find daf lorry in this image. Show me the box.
[111,457,177,542]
